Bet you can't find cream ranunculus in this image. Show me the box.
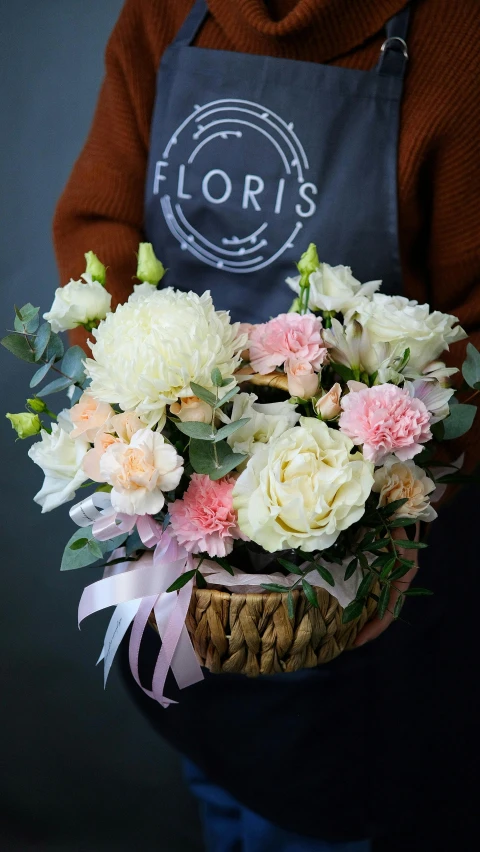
[232,417,374,552]
[85,288,246,428]
[345,294,467,371]
[225,393,300,456]
[99,427,184,515]
[286,262,381,314]
[43,273,112,333]
[373,458,437,522]
[27,409,89,512]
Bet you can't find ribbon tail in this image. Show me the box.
[153,592,203,690]
[151,579,195,707]
[97,598,143,687]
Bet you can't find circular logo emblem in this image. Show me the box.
[152,99,318,274]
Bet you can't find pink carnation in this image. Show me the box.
[249,313,327,375]
[168,474,247,558]
[339,384,432,464]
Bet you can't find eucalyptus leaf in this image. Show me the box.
[211,367,223,387]
[214,384,240,409]
[40,375,73,396]
[69,538,89,550]
[176,421,216,440]
[208,451,247,480]
[44,332,64,362]
[60,526,128,571]
[34,322,51,361]
[213,418,250,442]
[189,382,216,406]
[442,403,476,440]
[462,343,480,389]
[29,356,55,389]
[14,303,40,333]
[1,333,36,363]
[62,345,86,382]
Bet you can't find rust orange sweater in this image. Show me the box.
[53,0,480,465]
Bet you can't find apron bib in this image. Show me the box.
[145,0,410,322]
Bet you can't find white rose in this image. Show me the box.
[43,273,112,333]
[224,393,300,456]
[233,417,374,552]
[85,288,246,428]
[373,458,437,522]
[99,427,183,516]
[28,409,89,512]
[346,294,466,371]
[286,262,381,314]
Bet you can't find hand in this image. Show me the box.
[354,523,419,647]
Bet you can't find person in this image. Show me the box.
[53,1,480,849]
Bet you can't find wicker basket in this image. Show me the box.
[151,585,378,677]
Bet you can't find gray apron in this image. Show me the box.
[144,0,410,319]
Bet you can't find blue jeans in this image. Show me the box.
[184,761,372,852]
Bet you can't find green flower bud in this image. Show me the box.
[26,397,47,413]
[288,297,301,313]
[84,251,107,285]
[297,243,320,279]
[6,412,42,439]
[136,243,165,285]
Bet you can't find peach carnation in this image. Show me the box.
[70,392,113,442]
[249,313,327,375]
[339,384,432,464]
[168,474,247,558]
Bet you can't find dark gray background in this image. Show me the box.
[1,3,479,851]
[0,2,202,849]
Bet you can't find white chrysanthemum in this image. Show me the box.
[232,417,374,553]
[85,288,247,427]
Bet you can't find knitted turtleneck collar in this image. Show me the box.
[207,0,410,61]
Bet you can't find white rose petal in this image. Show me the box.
[233,417,374,552]
[28,409,89,512]
[43,273,112,333]
[85,288,247,428]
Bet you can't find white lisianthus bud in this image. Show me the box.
[315,383,342,420]
[170,396,212,424]
[136,242,165,285]
[84,251,106,285]
[6,412,42,439]
[43,275,112,333]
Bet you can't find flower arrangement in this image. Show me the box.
[3,243,479,703]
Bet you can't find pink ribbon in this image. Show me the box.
[73,498,204,708]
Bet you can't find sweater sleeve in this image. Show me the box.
[52,0,160,349]
[427,73,480,474]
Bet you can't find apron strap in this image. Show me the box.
[376,4,411,77]
[173,0,209,48]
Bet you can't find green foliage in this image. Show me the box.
[330,362,355,383]
[1,333,36,362]
[166,569,197,593]
[377,584,391,620]
[342,599,365,624]
[14,304,40,334]
[60,526,128,571]
[189,382,216,406]
[277,557,304,576]
[314,563,335,587]
[211,367,223,387]
[442,403,476,439]
[189,438,246,480]
[302,578,319,608]
[344,557,358,581]
[30,357,55,389]
[462,343,480,390]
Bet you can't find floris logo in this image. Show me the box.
[153,98,318,274]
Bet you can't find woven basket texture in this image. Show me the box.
[150,585,378,677]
